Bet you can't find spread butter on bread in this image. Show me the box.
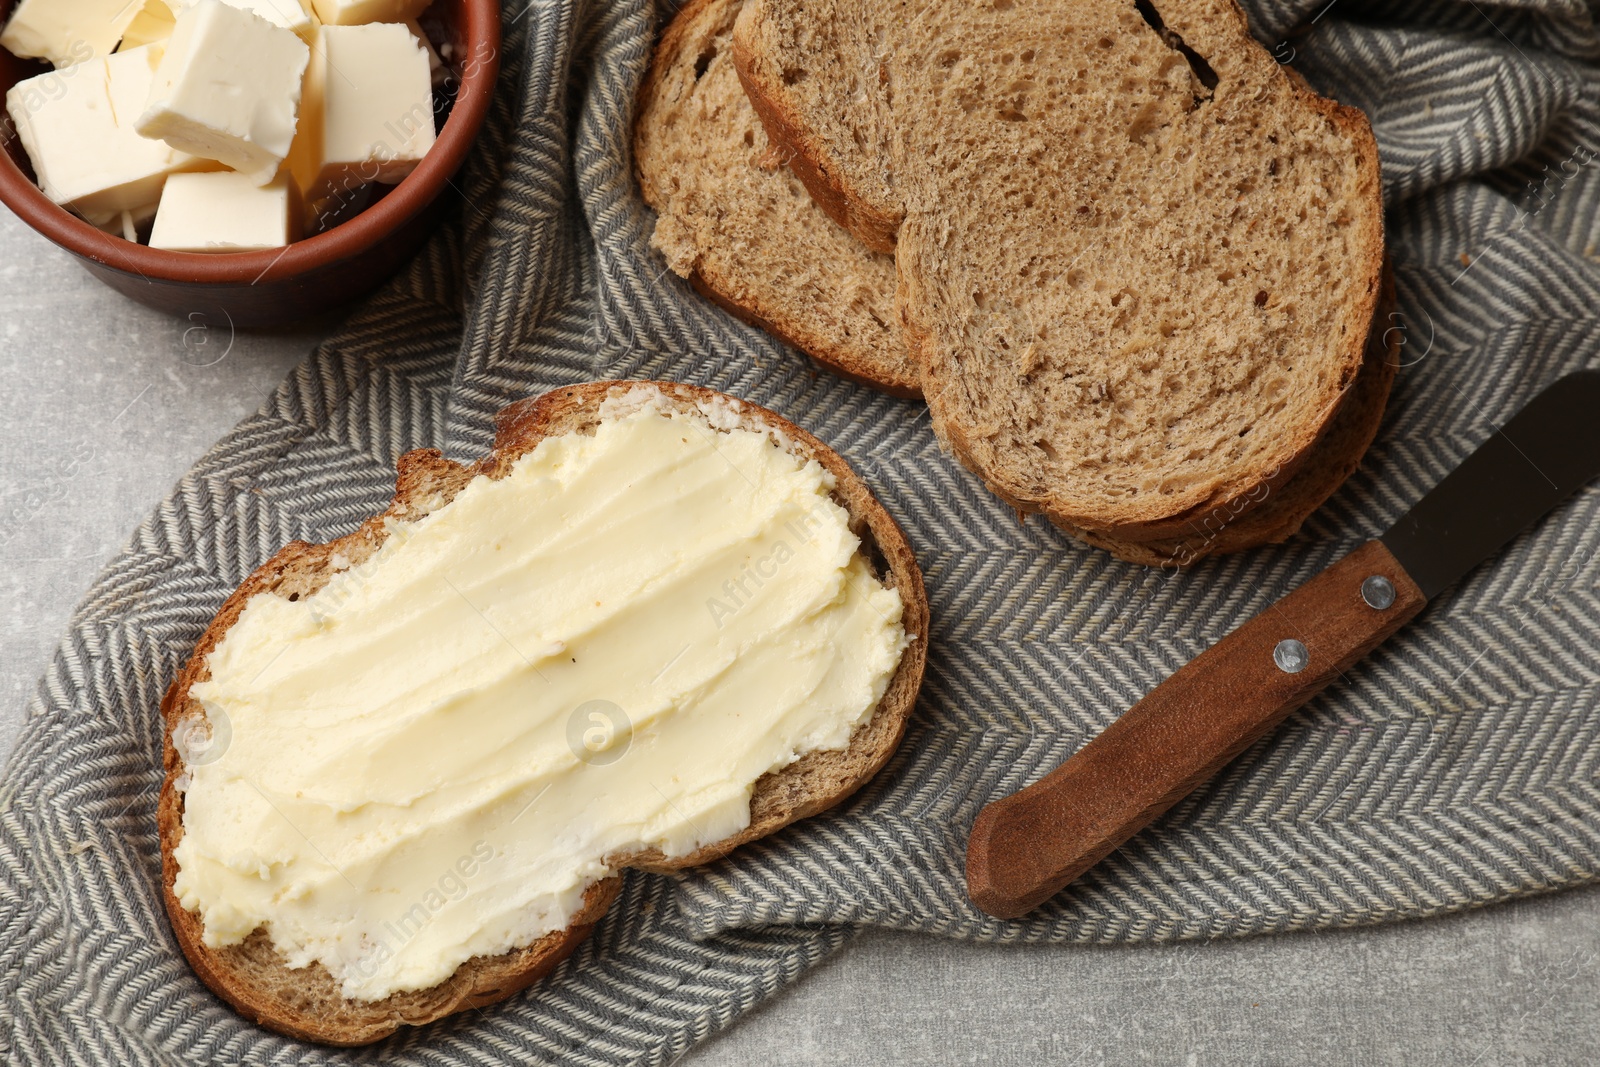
[160,381,928,1044]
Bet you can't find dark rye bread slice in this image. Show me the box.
[158,381,929,1046]
[735,0,1386,541]
[633,0,1395,564]
[635,0,918,398]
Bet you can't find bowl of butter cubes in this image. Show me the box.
[0,0,499,325]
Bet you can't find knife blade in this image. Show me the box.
[1383,370,1600,598]
[966,369,1600,920]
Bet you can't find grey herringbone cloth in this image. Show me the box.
[4,0,1599,1062]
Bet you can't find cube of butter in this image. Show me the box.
[309,0,428,26]
[404,19,448,89]
[150,171,301,252]
[175,0,317,44]
[290,23,435,204]
[119,0,180,51]
[0,0,143,68]
[5,45,211,226]
[120,0,315,52]
[136,0,310,185]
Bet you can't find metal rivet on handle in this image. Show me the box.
[1273,638,1309,674]
[1361,575,1397,610]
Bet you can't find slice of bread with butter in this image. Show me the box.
[158,380,929,1045]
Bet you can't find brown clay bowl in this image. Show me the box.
[0,0,500,327]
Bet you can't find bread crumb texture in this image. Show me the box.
[740,0,1383,532]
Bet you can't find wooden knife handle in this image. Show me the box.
[966,539,1427,919]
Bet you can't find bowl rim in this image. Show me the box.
[0,0,501,285]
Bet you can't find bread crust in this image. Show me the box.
[735,0,1387,539]
[159,381,928,1045]
[635,0,920,398]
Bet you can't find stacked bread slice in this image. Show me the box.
[634,0,1393,566]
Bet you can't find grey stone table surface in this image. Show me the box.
[1,208,1596,1065]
